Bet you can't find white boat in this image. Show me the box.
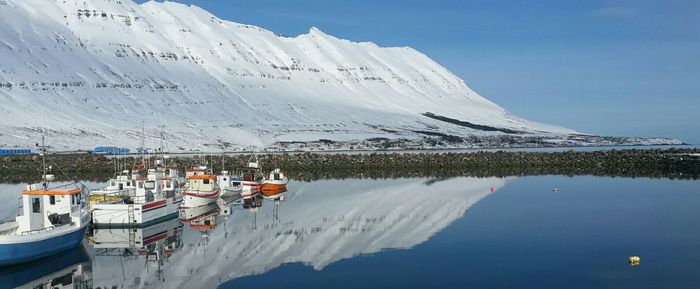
[91,168,183,227]
[0,179,90,266]
[240,157,263,192]
[181,171,221,208]
[217,170,243,197]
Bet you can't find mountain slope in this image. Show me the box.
[0,0,672,151]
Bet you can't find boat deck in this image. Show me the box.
[0,221,19,236]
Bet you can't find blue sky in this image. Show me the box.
[137,0,699,143]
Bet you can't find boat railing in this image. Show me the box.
[91,191,149,205]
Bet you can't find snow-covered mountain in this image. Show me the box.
[0,0,678,151]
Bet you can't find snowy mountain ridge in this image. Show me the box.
[0,0,680,151]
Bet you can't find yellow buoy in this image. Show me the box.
[628,256,641,265]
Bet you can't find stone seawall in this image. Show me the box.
[1,148,699,183]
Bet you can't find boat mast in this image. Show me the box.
[37,133,50,190]
[41,135,47,189]
[221,153,226,173]
[158,124,166,168]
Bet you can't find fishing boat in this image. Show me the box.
[217,170,243,197]
[181,168,221,208]
[261,168,288,190]
[240,156,263,193]
[91,168,182,227]
[0,137,91,266]
[0,182,91,266]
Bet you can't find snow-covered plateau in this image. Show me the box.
[0,0,682,152]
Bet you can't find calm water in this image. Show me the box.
[0,176,698,288]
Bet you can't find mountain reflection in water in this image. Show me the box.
[0,177,499,289]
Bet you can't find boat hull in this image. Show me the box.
[181,189,221,208]
[0,224,88,266]
[242,181,260,192]
[259,184,287,196]
[92,198,182,228]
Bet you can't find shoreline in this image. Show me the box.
[1,147,699,183]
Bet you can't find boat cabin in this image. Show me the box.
[186,166,212,178]
[17,184,87,233]
[240,168,262,182]
[104,171,138,192]
[266,169,286,181]
[187,175,217,192]
[217,170,241,188]
[92,169,179,205]
[132,170,179,202]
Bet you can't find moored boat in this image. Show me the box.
[181,171,221,208]
[91,168,183,227]
[261,168,288,191]
[217,170,243,197]
[0,180,90,266]
[240,157,263,192]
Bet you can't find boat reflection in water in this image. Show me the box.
[89,218,183,289]
[179,194,242,242]
[0,246,92,288]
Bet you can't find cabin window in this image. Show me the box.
[165,180,172,188]
[145,181,156,189]
[138,182,143,188]
[32,198,41,213]
[274,173,280,180]
[203,179,210,184]
[110,182,115,186]
[49,195,56,205]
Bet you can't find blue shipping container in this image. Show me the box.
[0,149,32,156]
[93,147,130,154]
